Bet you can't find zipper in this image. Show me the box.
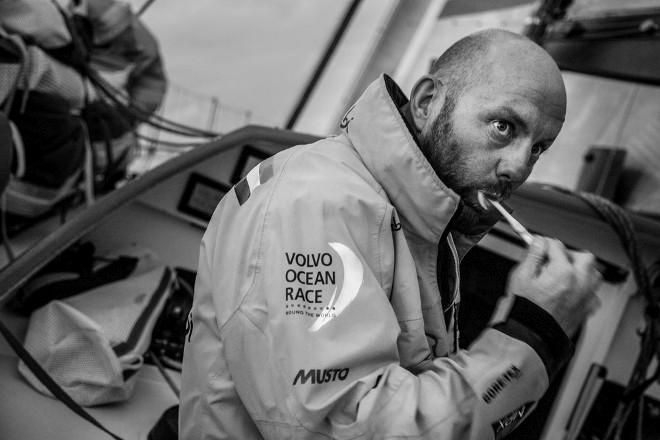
[445,233,461,353]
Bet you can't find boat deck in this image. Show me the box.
[0,308,179,440]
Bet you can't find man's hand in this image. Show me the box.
[506,237,602,337]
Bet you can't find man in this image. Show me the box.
[0,0,166,213]
[179,29,601,439]
[0,0,166,115]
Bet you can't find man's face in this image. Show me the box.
[419,77,565,214]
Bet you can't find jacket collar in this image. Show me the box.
[341,74,460,243]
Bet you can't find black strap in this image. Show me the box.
[0,112,12,194]
[18,256,140,313]
[0,319,123,440]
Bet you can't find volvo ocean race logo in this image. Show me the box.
[309,242,363,331]
[283,242,363,331]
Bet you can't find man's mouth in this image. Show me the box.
[476,190,502,212]
[476,191,490,211]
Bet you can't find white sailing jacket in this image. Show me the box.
[179,75,572,439]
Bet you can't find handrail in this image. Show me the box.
[512,182,660,252]
[0,125,319,305]
[1,124,659,304]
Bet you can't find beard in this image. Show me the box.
[417,95,508,235]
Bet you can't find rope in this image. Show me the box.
[79,120,96,205]
[137,0,158,17]
[1,194,15,262]
[85,68,220,139]
[8,121,25,178]
[577,193,651,297]
[47,1,219,141]
[147,351,179,398]
[0,34,28,114]
[556,189,658,440]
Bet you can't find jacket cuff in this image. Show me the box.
[491,296,574,381]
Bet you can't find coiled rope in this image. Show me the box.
[559,189,658,440]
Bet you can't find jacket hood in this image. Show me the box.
[340,74,459,242]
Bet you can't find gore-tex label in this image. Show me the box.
[491,402,534,439]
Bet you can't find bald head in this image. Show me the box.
[407,29,568,230]
[429,29,566,119]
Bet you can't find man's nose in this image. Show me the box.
[496,141,533,184]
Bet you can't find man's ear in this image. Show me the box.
[409,75,445,132]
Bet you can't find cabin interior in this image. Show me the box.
[1,1,660,439]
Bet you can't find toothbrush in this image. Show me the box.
[477,191,609,277]
[477,191,534,246]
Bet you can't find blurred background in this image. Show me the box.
[129,0,660,217]
[2,2,660,439]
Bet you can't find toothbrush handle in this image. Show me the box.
[491,200,534,246]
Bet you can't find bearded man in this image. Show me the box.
[179,29,601,439]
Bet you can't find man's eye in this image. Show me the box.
[531,143,546,157]
[491,120,513,138]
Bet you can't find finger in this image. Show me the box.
[525,236,547,264]
[518,236,548,276]
[571,251,603,287]
[587,292,602,316]
[574,292,601,333]
[544,238,571,269]
[570,250,597,272]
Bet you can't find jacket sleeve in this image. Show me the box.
[222,169,573,440]
[0,0,71,48]
[86,0,167,115]
[122,16,166,115]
